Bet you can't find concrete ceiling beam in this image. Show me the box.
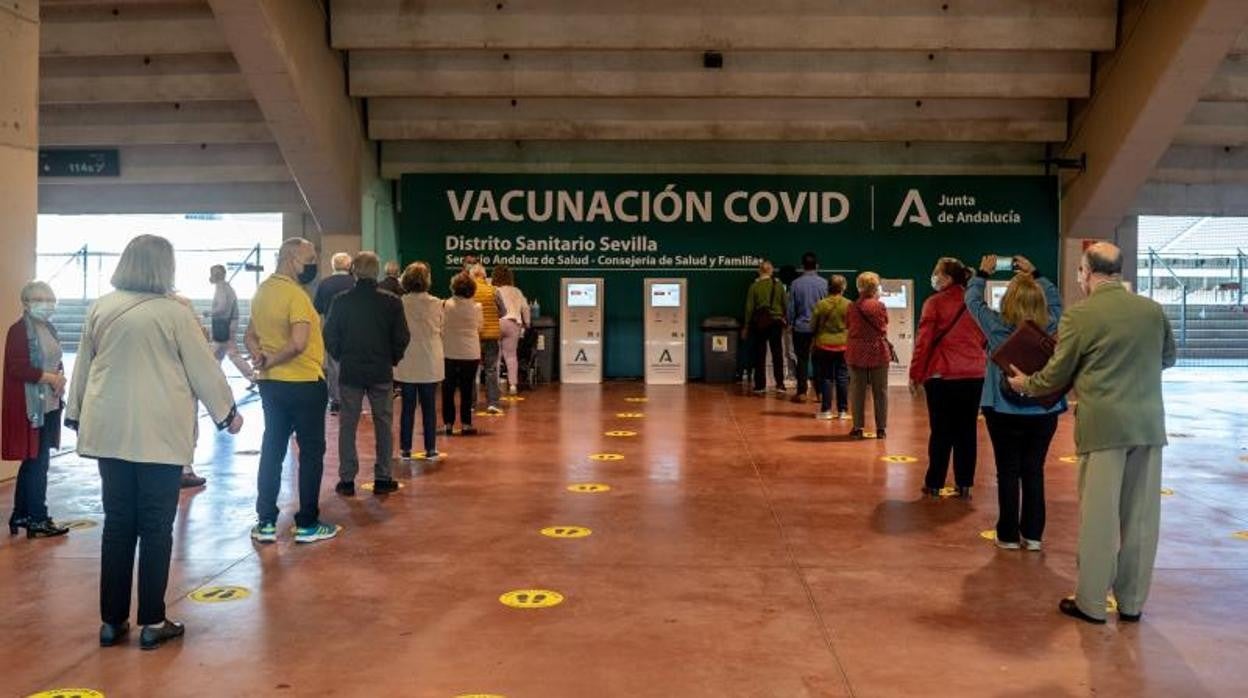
[1175,102,1248,145]
[349,49,1091,100]
[368,97,1067,142]
[1131,181,1248,217]
[41,2,229,57]
[1201,55,1248,101]
[1060,0,1248,238]
[40,53,249,104]
[1151,144,1248,184]
[380,140,1049,178]
[208,0,368,234]
[39,100,271,145]
[38,181,307,214]
[332,0,1117,52]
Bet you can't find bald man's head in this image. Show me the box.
[1083,242,1123,278]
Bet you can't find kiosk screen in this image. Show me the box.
[880,286,909,309]
[650,283,681,308]
[566,283,598,307]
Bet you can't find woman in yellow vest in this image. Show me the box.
[469,264,506,413]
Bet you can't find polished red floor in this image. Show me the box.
[3,380,1248,697]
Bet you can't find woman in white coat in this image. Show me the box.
[394,262,445,460]
[66,235,242,651]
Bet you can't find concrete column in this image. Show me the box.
[0,0,39,482]
[320,234,361,276]
[1116,216,1140,291]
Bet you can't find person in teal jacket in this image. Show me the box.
[965,254,1065,551]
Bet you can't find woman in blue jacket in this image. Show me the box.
[966,255,1066,551]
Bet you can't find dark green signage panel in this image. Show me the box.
[38,149,120,177]
[400,174,1059,379]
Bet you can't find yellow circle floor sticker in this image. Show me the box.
[589,453,624,462]
[605,430,637,437]
[862,431,877,439]
[1233,531,1248,541]
[980,529,997,541]
[616,412,645,418]
[938,487,959,498]
[540,526,592,539]
[27,690,105,698]
[1058,455,1079,464]
[567,483,611,494]
[60,519,98,531]
[455,694,506,698]
[880,455,918,464]
[500,395,525,402]
[499,589,564,609]
[624,396,648,403]
[188,585,251,603]
[360,481,405,492]
[475,410,504,417]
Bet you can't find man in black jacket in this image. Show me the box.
[324,252,410,495]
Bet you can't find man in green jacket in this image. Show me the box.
[743,261,788,395]
[1008,242,1176,624]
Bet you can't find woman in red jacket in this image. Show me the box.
[846,271,892,439]
[3,281,70,538]
[910,258,987,499]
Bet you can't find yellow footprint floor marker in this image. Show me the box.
[605,430,637,437]
[1160,487,1175,496]
[188,585,251,603]
[475,411,504,418]
[980,530,997,541]
[1232,531,1248,541]
[540,526,592,539]
[60,519,98,531]
[499,589,564,609]
[938,487,959,498]
[1058,455,1079,464]
[411,451,446,461]
[862,431,877,439]
[500,395,525,403]
[567,483,611,494]
[624,397,648,403]
[456,694,507,698]
[616,412,645,419]
[26,690,105,698]
[880,455,918,464]
[589,453,624,462]
[360,481,405,492]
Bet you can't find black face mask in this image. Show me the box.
[297,263,319,285]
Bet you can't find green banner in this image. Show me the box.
[401,174,1059,378]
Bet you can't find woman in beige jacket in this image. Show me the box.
[66,235,242,651]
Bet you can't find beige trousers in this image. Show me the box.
[1075,446,1164,619]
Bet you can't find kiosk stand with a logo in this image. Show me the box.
[880,278,915,387]
[643,278,687,385]
[560,278,604,384]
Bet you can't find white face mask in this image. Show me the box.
[930,275,944,292]
[29,302,55,321]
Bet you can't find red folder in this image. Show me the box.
[990,320,1067,408]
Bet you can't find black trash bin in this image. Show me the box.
[701,316,740,383]
[529,316,558,384]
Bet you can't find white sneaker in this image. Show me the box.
[486,405,505,415]
[816,411,835,420]
[508,385,518,395]
[995,538,1021,551]
[1022,538,1043,552]
[837,411,851,420]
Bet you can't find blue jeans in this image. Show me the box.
[256,380,327,528]
[398,382,438,455]
[813,349,849,413]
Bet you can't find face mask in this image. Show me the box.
[29,302,55,321]
[930,275,943,292]
[297,263,319,285]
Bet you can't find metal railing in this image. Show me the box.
[37,244,275,300]
[1147,249,1188,345]
[227,243,266,287]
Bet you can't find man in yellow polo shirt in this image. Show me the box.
[244,238,340,545]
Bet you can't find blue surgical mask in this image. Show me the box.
[29,302,55,321]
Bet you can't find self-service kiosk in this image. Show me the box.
[879,278,915,387]
[560,278,604,383]
[987,280,1010,311]
[643,278,687,385]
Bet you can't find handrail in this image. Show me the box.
[1238,248,1245,308]
[1148,248,1187,345]
[44,245,88,285]
[226,244,264,286]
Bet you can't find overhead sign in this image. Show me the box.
[39,149,120,177]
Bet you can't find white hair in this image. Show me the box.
[331,252,353,271]
[20,281,55,304]
[112,235,176,294]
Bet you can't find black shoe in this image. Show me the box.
[876,429,887,439]
[335,481,355,497]
[373,479,400,495]
[921,487,942,499]
[1119,611,1143,623]
[8,515,27,536]
[460,425,478,436]
[100,621,130,647]
[180,474,207,489]
[849,428,864,440]
[442,425,455,436]
[955,486,973,500]
[140,619,185,650]
[1059,598,1106,625]
[26,519,70,539]
[400,450,412,460]
[329,401,341,415]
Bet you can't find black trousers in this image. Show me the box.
[442,359,477,427]
[99,458,182,626]
[813,349,849,413]
[398,381,438,455]
[12,409,60,523]
[922,378,984,490]
[984,409,1059,543]
[750,324,785,391]
[257,380,327,528]
[792,331,814,395]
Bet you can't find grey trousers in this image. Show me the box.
[338,382,394,482]
[849,366,889,431]
[1075,446,1164,619]
[479,339,501,408]
[325,356,341,403]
